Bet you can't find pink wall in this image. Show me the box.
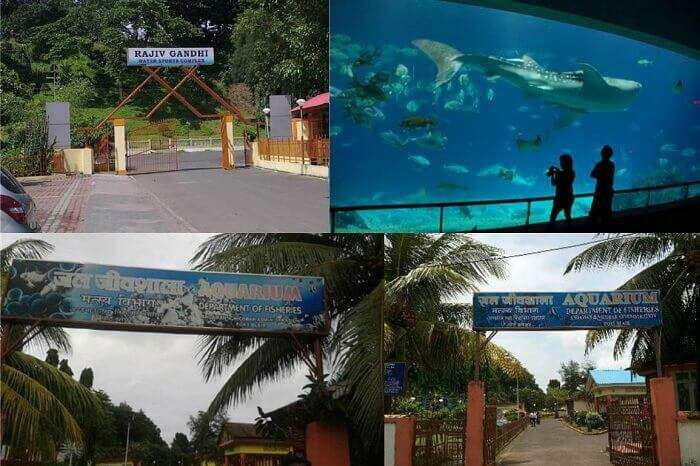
[385,415,416,466]
[465,381,485,466]
[649,377,681,466]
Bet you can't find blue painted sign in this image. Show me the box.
[384,362,406,396]
[127,48,214,66]
[473,291,661,330]
[2,260,327,335]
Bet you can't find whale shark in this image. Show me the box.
[413,39,642,115]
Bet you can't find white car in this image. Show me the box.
[1,167,40,233]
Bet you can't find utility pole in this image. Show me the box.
[46,66,59,101]
[124,414,134,465]
[516,376,520,407]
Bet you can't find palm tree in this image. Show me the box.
[384,234,527,401]
[564,233,698,372]
[190,234,383,452]
[1,239,104,460]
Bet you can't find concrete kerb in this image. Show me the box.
[559,419,608,436]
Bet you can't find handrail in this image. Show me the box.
[330,180,700,232]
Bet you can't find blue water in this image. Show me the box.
[329,0,700,231]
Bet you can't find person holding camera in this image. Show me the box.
[547,154,575,230]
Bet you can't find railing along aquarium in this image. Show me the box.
[329,181,700,232]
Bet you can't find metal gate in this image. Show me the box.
[413,418,464,466]
[607,397,656,466]
[126,138,178,174]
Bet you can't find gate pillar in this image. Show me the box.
[649,377,681,466]
[113,118,127,174]
[221,114,235,169]
[465,381,485,466]
[305,421,351,466]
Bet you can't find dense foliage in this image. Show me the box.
[1,0,328,173]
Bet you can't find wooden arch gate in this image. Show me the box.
[94,66,250,174]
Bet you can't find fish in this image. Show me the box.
[657,158,668,167]
[400,116,436,130]
[443,163,470,174]
[517,105,529,113]
[659,143,678,153]
[339,64,354,78]
[458,74,470,87]
[364,106,385,120]
[412,131,447,150]
[459,206,473,219]
[408,155,431,167]
[629,123,641,132]
[444,100,462,111]
[406,100,420,112]
[413,39,642,113]
[681,147,696,157]
[515,134,544,152]
[530,114,542,120]
[506,125,517,132]
[330,48,350,64]
[330,126,342,137]
[617,168,628,176]
[329,86,343,97]
[637,58,653,66]
[487,88,495,101]
[672,80,683,94]
[395,64,409,77]
[437,181,468,192]
[379,130,407,148]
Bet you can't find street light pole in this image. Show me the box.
[296,98,306,173]
[124,415,134,465]
[262,107,270,138]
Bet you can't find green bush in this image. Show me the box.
[585,412,605,431]
[504,409,519,422]
[392,397,424,417]
[573,410,589,426]
[0,148,29,176]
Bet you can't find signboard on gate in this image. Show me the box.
[384,362,406,396]
[473,291,661,330]
[2,260,327,336]
[127,48,214,66]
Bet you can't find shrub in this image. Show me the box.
[504,409,519,422]
[0,147,29,176]
[573,410,589,426]
[392,397,424,416]
[585,412,605,431]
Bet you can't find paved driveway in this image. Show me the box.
[497,418,610,465]
[20,168,328,232]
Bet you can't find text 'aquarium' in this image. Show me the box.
[329,0,700,231]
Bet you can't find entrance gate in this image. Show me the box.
[413,418,464,466]
[126,138,179,174]
[607,397,656,466]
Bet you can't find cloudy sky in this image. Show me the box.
[470,233,646,389]
[1,233,649,443]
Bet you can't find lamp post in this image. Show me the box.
[124,414,134,465]
[296,98,306,171]
[262,107,270,138]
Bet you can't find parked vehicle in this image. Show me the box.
[1,167,40,232]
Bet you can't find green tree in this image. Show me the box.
[191,234,383,461]
[171,432,193,465]
[45,348,60,367]
[228,0,328,101]
[558,360,594,395]
[187,410,228,457]
[59,358,74,376]
[518,387,546,412]
[384,234,527,403]
[79,367,94,388]
[565,233,698,372]
[547,379,561,389]
[1,239,103,459]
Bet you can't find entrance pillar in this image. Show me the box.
[305,421,351,466]
[464,381,485,466]
[113,118,127,174]
[221,114,235,169]
[649,377,681,466]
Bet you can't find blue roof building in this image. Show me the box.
[586,369,648,413]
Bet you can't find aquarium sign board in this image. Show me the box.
[127,47,214,66]
[384,362,406,396]
[473,291,661,330]
[2,260,327,336]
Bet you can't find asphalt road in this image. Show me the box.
[497,418,611,465]
[129,166,329,232]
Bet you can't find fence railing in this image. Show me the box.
[330,180,700,232]
[484,413,529,466]
[127,137,223,153]
[258,138,329,166]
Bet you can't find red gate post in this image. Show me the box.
[649,377,681,466]
[305,421,351,466]
[464,381,485,466]
[385,415,415,466]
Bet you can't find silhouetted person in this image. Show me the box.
[590,145,615,225]
[547,154,575,230]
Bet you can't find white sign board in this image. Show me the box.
[127,48,214,67]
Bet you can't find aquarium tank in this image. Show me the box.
[329,0,700,232]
